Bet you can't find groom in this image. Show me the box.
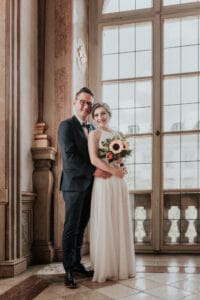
[58,87,110,288]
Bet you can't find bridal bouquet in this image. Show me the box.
[98,134,132,163]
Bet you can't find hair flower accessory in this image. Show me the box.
[98,134,132,163]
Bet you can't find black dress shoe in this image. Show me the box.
[64,270,77,288]
[73,263,94,277]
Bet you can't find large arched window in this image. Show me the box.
[89,0,200,253]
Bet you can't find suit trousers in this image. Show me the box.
[62,184,93,271]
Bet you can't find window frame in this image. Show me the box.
[89,0,200,253]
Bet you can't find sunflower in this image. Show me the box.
[109,139,124,154]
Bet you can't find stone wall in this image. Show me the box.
[43,0,89,260]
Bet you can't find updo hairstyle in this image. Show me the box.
[91,102,112,119]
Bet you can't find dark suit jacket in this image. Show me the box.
[58,115,95,192]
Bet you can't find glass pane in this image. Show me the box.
[136,23,152,51]
[103,27,118,54]
[181,103,198,130]
[182,0,200,2]
[135,164,151,190]
[181,45,198,73]
[181,162,198,188]
[103,0,152,13]
[181,76,198,104]
[181,135,198,161]
[164,16,200,75]
[119,52,135,79]
[136,107,152,133]
[164,78,180,105]
[119,82,134,108]
[136,51,152,77]
[198,105,200,130]
[199,45,200,71]
[102,54,118,80]
[181,17,198,46]
[119,109,134,134]
[199,135,200,164]
[163,0,179,4]
[163,135,180,162]
[102,83,118,109]
[119,25,135,52]
[110,109,119,131]
[126,136,134,165]
[135,137,152,164]
[126,164,134,190]
[135,80,152,107]
[164,162,180,189]
[136,0,152,9]
[103,0,119,13]
[164,193,200,245]
[133,193,151,244]
[164,194,181,244]
[164,19,180,48]
[164,105,181,132]
[164,48,180,74]
[119,0,135,11]
[164,0,200,4]
[163,134,200,190]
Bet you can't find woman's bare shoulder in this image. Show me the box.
[89,128,102,137]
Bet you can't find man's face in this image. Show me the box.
[73,92,94,121]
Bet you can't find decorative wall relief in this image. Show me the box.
[76,38,87,70]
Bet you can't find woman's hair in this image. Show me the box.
[91,102,112,119]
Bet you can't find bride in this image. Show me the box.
[88,102,135,282]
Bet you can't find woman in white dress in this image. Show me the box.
[88,102,135,283]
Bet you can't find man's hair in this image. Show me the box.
[75,87,94,99]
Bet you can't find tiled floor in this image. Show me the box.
[1,255,200,299]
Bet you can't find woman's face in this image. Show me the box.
[93,106,110,128]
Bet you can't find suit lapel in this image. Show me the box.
[72,115,87,140]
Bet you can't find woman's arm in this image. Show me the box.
[88,130,125,178]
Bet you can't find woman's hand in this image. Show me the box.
[94,168,112,179]
[115,158,123,165]
[113,168,126,178]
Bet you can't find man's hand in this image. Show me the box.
[94,168,112,179]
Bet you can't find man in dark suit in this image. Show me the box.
[58,87,108,288]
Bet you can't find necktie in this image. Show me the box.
[82,122,90,133]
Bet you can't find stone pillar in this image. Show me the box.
[31,123,56,263]
[21,192,36,266]
[30,0,57,263]
[0,0,7,267]
[0,0,27,278]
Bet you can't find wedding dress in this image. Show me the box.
[90,130,135,282]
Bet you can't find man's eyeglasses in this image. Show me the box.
[79,99,93,108]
